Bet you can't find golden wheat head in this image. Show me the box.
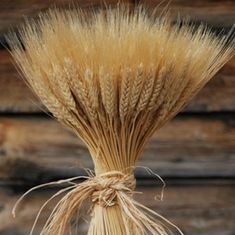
[6,5,235,235]
[7,5,234,172]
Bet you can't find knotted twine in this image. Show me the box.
[12,169,184,235]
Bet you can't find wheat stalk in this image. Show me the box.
[119,67,131,121]
[136,65,155,113]
[129,64,144,112]
[7,4,234,235]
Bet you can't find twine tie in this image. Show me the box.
[12,169,183,235]
[91,171,136,207]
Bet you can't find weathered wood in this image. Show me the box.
[186,58,235,112]
[0,182,234,235]
[0,51,43,113]
[1,50,235,113]
[0,0,234,39]
[139,0,235,28]
[0,115,234,183]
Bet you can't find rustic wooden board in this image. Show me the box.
[0,115,234,183]
[139,0,235,27]
[0,50,43,113]
[0,0,235,38]
[0,181,234,235]
[1,50,235,113]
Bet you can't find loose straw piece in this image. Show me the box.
[12,170,183,235]
[7,4,234,235]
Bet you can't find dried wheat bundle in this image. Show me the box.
[7,4,234,235]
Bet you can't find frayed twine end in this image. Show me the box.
[12,167,183,235]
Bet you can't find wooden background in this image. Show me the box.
[0,0,235,234]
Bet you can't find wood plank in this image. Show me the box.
[1,50,235,113]
[0,51,43,113]
[139,0,235,28]
[0,50,43,113]
[0,115,234,183]
[0,0,234,39]
[0,181,234,235]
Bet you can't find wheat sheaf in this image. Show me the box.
[7,4,234,235]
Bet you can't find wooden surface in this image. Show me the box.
[0,0,234,234]
[0,115,234,183]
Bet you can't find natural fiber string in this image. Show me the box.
[12,168,182,235]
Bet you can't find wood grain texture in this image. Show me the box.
[0,51,43,113]
[139,0,235,27]
[0,115,234,184]
[0,0,235,37]
[1,50,235,113]
[0,182,234,235]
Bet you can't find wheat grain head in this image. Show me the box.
[7,4,234,170]
[6,4,235,235]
